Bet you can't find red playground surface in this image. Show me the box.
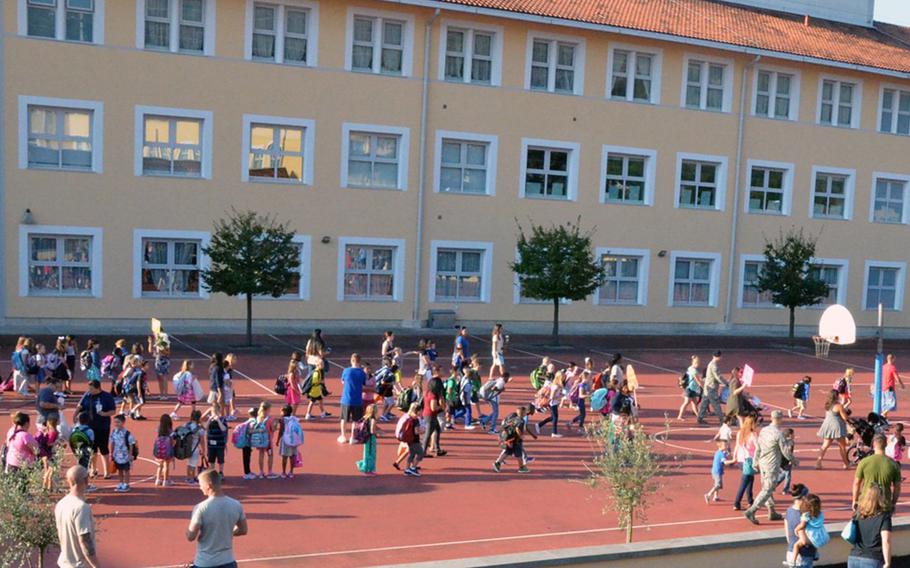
[2,333,907,567]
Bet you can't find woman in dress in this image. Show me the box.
[725,367,748,427]
[284,359,302,416]
[816,389,851,470]
[489,324,506,381]
[677,355,703,421]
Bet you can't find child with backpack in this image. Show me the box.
[223,353,238,421]
[302,359,331,421]
[171,360,202,420]
[459,366,476,430]
[81,339,101,383]
[203,402,228,479]
[278,405,304,478]
[886,422,905,471]
[35,413,60,491]
[235,407,257,480]
[153,414,175,486]
[834,368,854,409]
[374,360,398,423]
[108,414,137,492]
[356,403,379,475]
[394,403,422,476]
[174,410,203,484]
[790,493,828,566]
[444,366,460,430]
[251,402,277,479]
[788,376,812,420]
[493,406,532,473]
[69,412,94,469]
[777,428,798,495]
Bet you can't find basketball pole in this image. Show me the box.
[873,302,884,416]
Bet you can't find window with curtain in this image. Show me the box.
[872,178,906,224]
[141,238,201,297]
[809,265,840,306]
[145,0,208,53]
[343,245,395,300]
[599,255,641,304]
[742,261,774,307]
[142,115,203,177]
[866,266,899,310]
[673,258,712,306]
[251,3,309,65]
[439,139,487,194]
[530,38,577,93]
[248,123,306,182]
[347,132,400,189]
[351,15,405,75]
[685,60,726,111]
[880,88,910,135]
[819,79,856,127]
[27,106,93,170]
[179,0,205,52]
[610,49,654,103]
[26,0,95,42]
[754,70,793,119]
[678,160,719,209]
[444,27,494,84]
[435,249,483,301]
[28,234,93,296]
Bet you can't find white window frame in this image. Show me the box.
[605,43,662,105]
[252,234,311,300]
[674,152,728,212]
[132,228,211,299]
[878,84,910,136]
[344,7,414,77]
[433,130,497,196]
[336,237,405,302]
[240,114,315,185]
[18,96,104,173]
[744,159,794,216]
[519,137,580,201]
[862,261,906,312]
[243,0,319,66]
[737,254,778,309]
[437,20,503,87]
[680,54,733,113]
[600,145,657,206]
[512,250,571,306]
[668,251,722,308]
[751,65,800,121]
[340,123,410,191]
[816,75,863,129]
[869,172,910,225]
[594,247,650,306]
[135,0,216,56]
[134,105,213,179]
[17,0,105,44]
[524,31,586,96]
[18,224,103,298]
[428,240,493,304]
[809,165,855,221]
[806,257,849,308]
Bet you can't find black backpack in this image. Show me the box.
[207,419,227,449]
[173,425,197,460]
[274,375,288,395]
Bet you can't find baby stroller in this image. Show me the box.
[739,393,766,425]
[847,412,890,465]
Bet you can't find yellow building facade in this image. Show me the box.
[3,0,910,334]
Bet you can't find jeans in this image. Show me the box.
[697,387,724,422]
[775,467,792,494]
[847,557,883,568]
[481,398,500,431]
[571,399,587,426]
[539,404,559,434]
[463,403,472,426]
[422,412,442,453]
[734,472,754,508]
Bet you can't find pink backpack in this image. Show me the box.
[153,435,172,460]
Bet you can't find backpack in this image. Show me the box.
[232,421,251,449]
[396,387,414,412]
[79,350,92,371]
[299,370,314,398]
[10,351,23,372]
[26,354,40,376]
[568,381,582,405]
[51,362,69,381]
[69,426,93,457]
[281,417,304,447]
[678,373,690,389]
[530,367,546,390]
[535,384,551,408]
[498,415,521,447]
[173,425,197,460]
[791,382,805,398]
[249,420,270,449]
[122,369,141,394]
[127,431,139,460]
[479,379,498,401]
[100,355,116,378]
[207,419,227,449]
[274,374,288,395]
[153,435,173,460]
[834,377,848,394]
[352,419,372,444]
[395,415,412,441]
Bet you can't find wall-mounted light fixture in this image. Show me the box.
[21,209,34,225]
[657,250,667,258]
[321,236,331,244]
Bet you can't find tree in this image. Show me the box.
[756,228,829,343]
[511,218,605,344]
[202,210,300,346]
[585,422,663,543]
[0,451,64,568]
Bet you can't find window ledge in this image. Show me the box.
[28,292,96,299]
[816,122,858,131]
[140,295,207,301]
[597,302,645,307]
[740,304,783,310]
[752,114,797,123]
[607,97,656,106]
[810,215,850,222]
[683,106,731,115]
[140,172,206,180]
[528,88,579,97]
[345,185,405,192]
[671,303,716,308]
[524,194,572,202]
[433,299,485,304]
[249,58,312,69]
[747,210,787,217]
[341,297,400,303]
[26,166,96,174]
[603,200,650,207]
[439,190,492,197]
[18,35,97,47]
[246,178,308,187]
[678,205,723,212]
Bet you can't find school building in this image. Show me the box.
[3,0,910,335]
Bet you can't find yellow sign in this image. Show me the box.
[626,364,639,389]
[151,318,162,335]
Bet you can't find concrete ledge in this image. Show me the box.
[376,517,910,568]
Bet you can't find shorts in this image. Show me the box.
[66,355,76,374]
[207,446,225,465]
[492,354,505,367]
[307,394,323,402]
[712,473,723,490]
[188,451,200,468]
[207,390,220,404]
[93,429,110,456]
[341,404,364,422]
[115,461,131,472]
[223,385,233,404]
[155,357,170,376]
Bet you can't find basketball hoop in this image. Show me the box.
[812,336,832,359]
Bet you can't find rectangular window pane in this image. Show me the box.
[28,3,57,38]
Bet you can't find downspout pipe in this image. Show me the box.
[723,55,761,329]
[412,8,441,327]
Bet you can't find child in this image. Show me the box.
[886,422,905,472]
[148,330,171,399]
[395,403,423,476]
[108,414,136,492]
[712,414,735,445]
[785,485,815,567]
[459,366,475,430]
[788,376,811,420]
[35,413,60,491]
[153,414,175,486]
[356,403,379,475]
[171,360,200,420]
[278,404,304,478]
[236,407,257,480]
[69,413,95,475]
[223,353,237,421]
[203,402,228,479]
[184,410,204,484]
[834,368,854,409]
[778,428,798,495]
[444,366,460,430]
[303,363,330,421]
[791,493,827,565]
[705,440,735,503]
[493,406,532,473]
[374,360,397,422]
[251,402,277,479]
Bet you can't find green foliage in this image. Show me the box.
[586,421,663,543]
[202,209,300,299]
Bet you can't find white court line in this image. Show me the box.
[588,348,680,374]
[782,349,876,371]
[266,334,348,371]
[168,335,276,397]
[468,334,571,366]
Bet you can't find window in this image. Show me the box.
[247,1,318,66]
[747,161,793,215]
[871,176,908,224]
[342,124,410,190]
[676,154,728,210]
[683,57,729,111]
[137,0,214,55]
[526,34,584,95]
[864,262,905,311]
[521,139,579,201]
[818,78,860,128]
[608,47,660,103]
[19,226,102,298]
[435,131,497,195]
[135,106,212,179]
[880,87,910,135]
[140,238,202,297]
[18,97,103,173]
[671,254,718,307]
[256,236,310,299]
[242,114,315,184]
[22,0,102,43]
[740,259,774,307]
[440,24,500,85]
[598,253,645,305]
[341,244,397,300]
[809,264,844,306]
[811,168,855,220]
[347,9,412,76]
[754,69,797,120]
[434,249,483,301]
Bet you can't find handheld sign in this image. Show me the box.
[742,364,755,387]
[626,365,638,390]
[151,318,162,336]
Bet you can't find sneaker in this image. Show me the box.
[304,415,312,421]
[464,425,476,430]
[154,479,162,487]
[768,511,784,522]
[551,433,563,438]
[258,473,265,479]
[435,450,448,457]
[787,409,793,418]
[526,457,536,464]
[280,474,287,479]
[162,480,173,487]
[392,462,401,470]
[288,473,294,479]
[337,435,347,443]
[320,412,332,418]
[86,484,98,493]
[267,473,280,479]
[135,415,148,421]
[122,484,131,492]
[489,430,499,435]
[518,466,530,473]
[534,424,541,436]
[704,492,710,504]
[243,473,255,480]
[114,483,124,492]
[797,416,806,421]
[492,461,501,473]
[169,412,178,421]
[404,468,418,477]
[712,496,719,502]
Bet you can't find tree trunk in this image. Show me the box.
[625,509,634,543]
[552,298,560,346]
[788,306,796,347]
[246,293,253,347]
[37,546,45,568]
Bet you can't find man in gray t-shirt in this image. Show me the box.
[186,470,247,568]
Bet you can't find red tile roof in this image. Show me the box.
[425,0,910,75]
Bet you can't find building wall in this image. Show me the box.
[4,0,910,332]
